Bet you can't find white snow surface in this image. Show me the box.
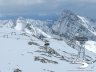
[0,26,95,72]
[15,17,27,31]
[0,15,96,72]
[85,41,96,53]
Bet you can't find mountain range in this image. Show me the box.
[0,10,96,72]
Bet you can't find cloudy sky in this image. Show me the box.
[0,0,96,19]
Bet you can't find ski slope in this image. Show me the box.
[0,26,96,72]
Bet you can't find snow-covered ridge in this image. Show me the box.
[52,10,96,39]
[13,17,52,38]
[1,10,96,54]
[0,17,52,39]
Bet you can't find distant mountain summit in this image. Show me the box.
[15,17,27,31]
[14,17,51,38]
[59,10,79,21]
[52,10,96,49]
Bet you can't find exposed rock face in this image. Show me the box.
[34,56,58,64]
[14,68,22,72]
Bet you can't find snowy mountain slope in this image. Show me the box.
[52,10,96,53]
[0,19,15,28]
[0,17,52,39]
[52,10,96,40]
[13,17,51,39]
[78,15,96,36]
[1,10,96,72]
[85,41,96,53]
[0,20,96,72]
[15,17,27,31]
[26,19,52,33]
[0,18,51,39]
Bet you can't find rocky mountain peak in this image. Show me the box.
[59,10,79,22]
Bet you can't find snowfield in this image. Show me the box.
[0,10,96,72]
[0,26,96,72]
[85,41,96,53]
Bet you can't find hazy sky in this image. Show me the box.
[0,0,96,19]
